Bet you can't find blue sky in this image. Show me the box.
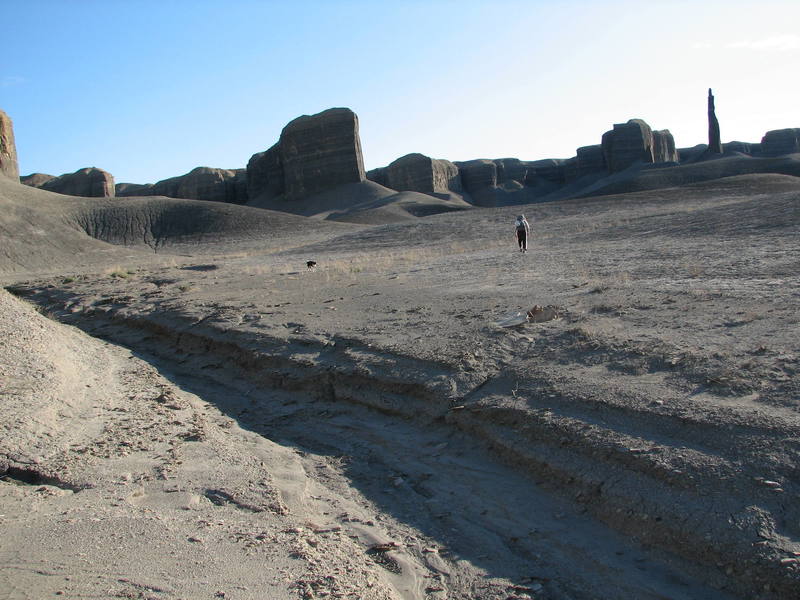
[3,0,799,184]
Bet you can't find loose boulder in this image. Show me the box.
[279,107,366,200]
[385,153,461,195]
[0,109,19,181]
[34,167,115,197]
[760,129,800,156]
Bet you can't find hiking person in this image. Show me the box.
[515,214,530,253]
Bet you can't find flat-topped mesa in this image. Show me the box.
[760,128,800,156]
[0,109,20,181]
[707,88,722,154]
[25,167,115,197]
[601,119,677,173]
[280,107,366,200]
[385,153,461,195]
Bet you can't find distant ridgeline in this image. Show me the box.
[6,104,800,205]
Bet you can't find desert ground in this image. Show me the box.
[1,170,799,599]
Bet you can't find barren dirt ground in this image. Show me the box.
[2,174,800,599]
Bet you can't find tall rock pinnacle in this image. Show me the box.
[708,88,722,154]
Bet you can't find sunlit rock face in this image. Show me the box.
[279,107,366,200]
[385,153,461,195]
[0,109,19,181]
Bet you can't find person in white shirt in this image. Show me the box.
[514,214,530,253]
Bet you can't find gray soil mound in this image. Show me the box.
[580,153,800,198]
[248,180,471,223]
[0,177,358,278]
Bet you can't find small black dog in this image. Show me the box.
[306,260,317,270]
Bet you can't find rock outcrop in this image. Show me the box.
[525,159,567,185]
[246,108,366,202]
[494,158,527,187]
[280,108,366,200]
[114,182,154,196]
[116,167,247,204]
[385,153,461,195]
[30,167,115,197]
[601,120,678,172]
[601,119,655,173]
[707,88,722,154]
[365,167,388,187]
[0,109,19,181]
[455,159,497,195]
[723,141,754,155]
[571,145,606,180]
[760,128,800,156]
[21,173,56,188]
[652,130,679,163]
[246,143,284,202]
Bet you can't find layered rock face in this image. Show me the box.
[571,145,606,180]
[601,119,655,173]
[0,109,19,181]
[707,88,722,154]
[365,167,388,187]
[280,108,366,200]
[246,144,284,202]
[455,159,497,194]
[31,167,115,197]
[116,167,247,204]
[601,120,677,172]
[494,158,527,187]
[525,159,567,185]
[246,108,366,202]
[760,128,800,155]
[652,130,679,163]
[385,153,461,194]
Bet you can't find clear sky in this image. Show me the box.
[3,0,799,184]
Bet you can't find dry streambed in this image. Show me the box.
[6,267,799,600]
